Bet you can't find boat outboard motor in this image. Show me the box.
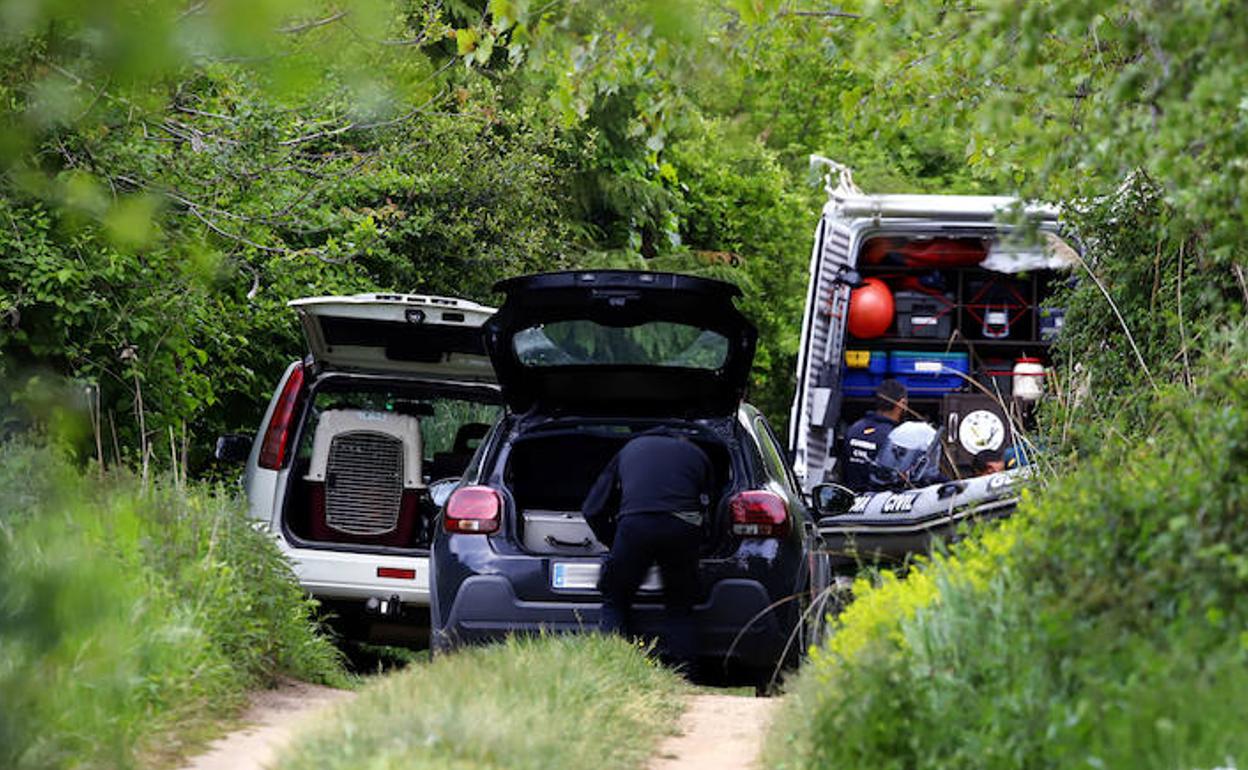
[869,421,946,491]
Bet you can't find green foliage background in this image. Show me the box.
[2,1,1248,768]
[0,0,827,462]
[5,0,1243,461]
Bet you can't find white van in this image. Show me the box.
[790,158,1074,494]
[216,293,500,642]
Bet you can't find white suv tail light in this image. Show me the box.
[258,363,306,470]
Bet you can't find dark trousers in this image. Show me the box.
[597,512,701,671]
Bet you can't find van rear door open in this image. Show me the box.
[789,158,1075,490]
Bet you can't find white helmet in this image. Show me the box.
[870,421,944,489]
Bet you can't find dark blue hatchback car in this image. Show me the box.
[429,270,828,685]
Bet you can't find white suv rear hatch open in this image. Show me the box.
[291,293,496,381]
[240,293,499,637]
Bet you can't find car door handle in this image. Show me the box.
[546,535,593,549]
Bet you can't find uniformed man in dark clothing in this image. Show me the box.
[582,429,713,674]
[841,379,908,491]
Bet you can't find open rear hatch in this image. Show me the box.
[484,271,758,416]
[280,293,500,553]
[291,293,496,382]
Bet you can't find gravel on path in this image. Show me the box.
[178,679,354,770]
[648,693,780,770]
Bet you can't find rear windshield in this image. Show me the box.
[320,317,486,363]
[512,320,729,369]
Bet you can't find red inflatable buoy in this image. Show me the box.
[848,277,894,338]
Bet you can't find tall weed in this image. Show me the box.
[0,442,345,769]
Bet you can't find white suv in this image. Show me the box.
[216,293,500,642]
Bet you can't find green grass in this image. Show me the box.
[275,634,687,770]
[0,442,347,770]
[766,347,1248,770]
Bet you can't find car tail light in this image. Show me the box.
[258,363,306,470]
[444,486,501,534]
[730,490,790,538]
[377,567,416,580]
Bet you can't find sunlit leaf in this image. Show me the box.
[456,27,479,55]
[103,195,161,249]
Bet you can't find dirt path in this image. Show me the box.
[179,679,354,770]
[648,694,780,770]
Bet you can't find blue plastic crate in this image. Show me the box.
[889,350,969,394]
[842,369,885,397]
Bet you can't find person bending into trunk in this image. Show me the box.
[582,428,713,676]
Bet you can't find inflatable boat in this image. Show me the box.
[817,467,1028,569]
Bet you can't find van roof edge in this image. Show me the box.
[826,194,1060,221]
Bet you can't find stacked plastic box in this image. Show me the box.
[889,351,970,394]
[893,291,955,338]
[842,350,889,396]
[843,350,970,397]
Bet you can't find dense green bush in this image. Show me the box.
[0,0,832,459]
[1042,178,1245,447]
[770,333,1248,770]
[0,443,346,769]
[0,90,573,465]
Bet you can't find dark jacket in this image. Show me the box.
[840,412,898,491]
[581,430,714,546]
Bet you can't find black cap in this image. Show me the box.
[971,447,1005,473]
[875,378,907,412]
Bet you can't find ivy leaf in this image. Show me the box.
[475,33,496,65]
[490,0,516,32]
[456,28,479,56]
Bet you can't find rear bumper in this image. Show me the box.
[279,539,431,605]
[435,575,788,669]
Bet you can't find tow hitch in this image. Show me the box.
[365,594,403,618]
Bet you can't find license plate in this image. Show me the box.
[551,562,662,591]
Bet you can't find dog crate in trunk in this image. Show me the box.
[302,410,424,545]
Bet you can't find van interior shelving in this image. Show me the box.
[835,234,1063,473]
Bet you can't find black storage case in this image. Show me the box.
[894,291,955,339]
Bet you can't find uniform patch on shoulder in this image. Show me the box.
[863,427,875,435]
